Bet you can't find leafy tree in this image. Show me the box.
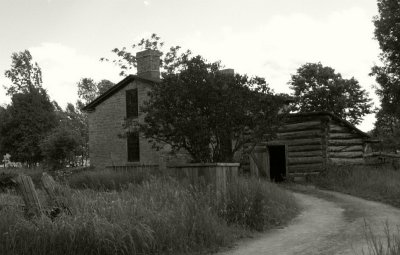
[370,0,400,148]
[141,55,286,163]
[77,78,98,106]
[372,109,400,152]
[289,62,373,125]
[63,103,88,165]
[74,78,114,163]
[3,50,43,95]
[101,33,191,76]
[0,50,57,166]
[40,125,80,170]
[97,79,114,94]
[0,106,6,158]
[76,78,114,109]
[0,89,57,166]
[373,0,400,74]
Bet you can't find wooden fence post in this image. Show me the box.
[15,174,43,218]
[41,172,72,215]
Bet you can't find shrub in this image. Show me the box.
[40,125,81,170]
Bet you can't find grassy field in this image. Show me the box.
[0,169,299,255]
[310,164,400,208]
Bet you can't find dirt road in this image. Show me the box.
[218,188,400,255]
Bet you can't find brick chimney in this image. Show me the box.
[136,49,162,81]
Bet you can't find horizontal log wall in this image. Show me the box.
[278,121,321,133]
[288,150,322,157]
[328,158,365,165]
[277,130,322,139]
[288,156,324,165]
[329,124,349,133]
[288,144,322,152]
[327,121,365,165]
[276,117,327,175]
[290,163,324,172]
[328,145,363,152]
[329,151,363,158]
[269,138,322,146]
[328,139,363,146]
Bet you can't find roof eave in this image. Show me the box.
[81,75,158,112]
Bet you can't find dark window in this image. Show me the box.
[126,89,138,118]
[127,132,140,162]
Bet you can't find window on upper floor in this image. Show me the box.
[126,89,138,118]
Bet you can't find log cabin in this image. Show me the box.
[249,111,378,181]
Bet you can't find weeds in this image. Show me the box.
[362,221,400,255]
[65,168,158,191]
[0,175,299,255]
[311,165,400,208]
[220,177,299,231]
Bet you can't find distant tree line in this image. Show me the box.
[0,50,113,169]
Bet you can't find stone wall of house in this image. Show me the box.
[88,79,162,169]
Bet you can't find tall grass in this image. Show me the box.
[220,178,299,231]
[0,176,299,255]
[362,222,400,255]
[310,165,400,207]
[65,168,157,191]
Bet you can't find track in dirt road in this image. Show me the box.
[218,188,400,255]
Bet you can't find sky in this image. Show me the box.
[0,0,381,131]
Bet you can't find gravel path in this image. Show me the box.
[217,188,400,255]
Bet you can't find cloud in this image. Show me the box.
[178,7,380,131]
[28,43,121,108]
[143,1,150,6]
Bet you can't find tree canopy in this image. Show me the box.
[373,0,400,74]
[289,62,373,125]
[141,55,287,163]
[0,50,58,165]
[76,78,114,109]
[101,33,191,76]
[3,50,43,96]
[370,0,400,150]
[0,89,57,165]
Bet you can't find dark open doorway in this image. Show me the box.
[268,145,286,182]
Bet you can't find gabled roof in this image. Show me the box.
[82,75,158,112]
[288,111,371,138]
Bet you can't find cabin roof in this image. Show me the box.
[288,111,372,139]
[82,75,158,112]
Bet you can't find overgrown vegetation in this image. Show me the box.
[363,222,400,255]
[66,168,158,190]
[221,178,298,231]
[311,165,400,208]
[0,172,299,255]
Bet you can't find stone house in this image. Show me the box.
[82,49,176,169]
